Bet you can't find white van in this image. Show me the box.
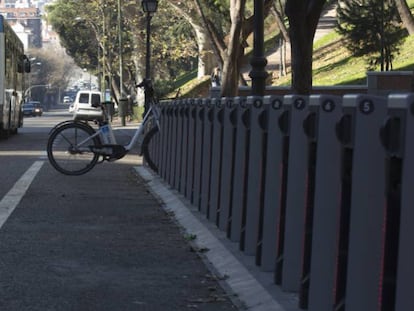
[72,90,103,121]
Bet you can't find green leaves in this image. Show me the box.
[337,0,407,70]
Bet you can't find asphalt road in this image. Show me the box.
[0,106,239,311]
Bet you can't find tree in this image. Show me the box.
[187,0,324,96]
[273,1,289,42]
[191,0,274,96]
[45,0,329,97]
[395,0,414,35]
[46,0,199,99]
[285,0,326,94]
[169,0,321,96]
[166,1,215,78]
[220,0,246,96]
[272,1,289,77]
[46,0,119,95]
[26,48,76,107]
[336,0,406,71]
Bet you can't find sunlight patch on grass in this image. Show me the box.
[273,29,414,87]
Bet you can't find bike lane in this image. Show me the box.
[0,156,239,311]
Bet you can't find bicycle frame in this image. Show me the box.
[47,79,161,175]
[71,101,160,153]
[71,129,102,152]
[124,104,160,151]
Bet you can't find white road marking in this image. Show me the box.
[0,161,44,228]
[0,151,46,156]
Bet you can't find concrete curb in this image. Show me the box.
[135,166,297,311]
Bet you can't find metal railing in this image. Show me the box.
[145,93,413,311]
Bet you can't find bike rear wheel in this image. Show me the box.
[47,122,100,175]
[141,126,159,173]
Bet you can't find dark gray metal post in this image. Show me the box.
[144,12,152,114]
[308,95,343,311]
[260,95,285,272]
[389,94,414,311]
[249,0,268,96]
[244,96,266,257]
[344,94,387,311]
[282,95,309,292]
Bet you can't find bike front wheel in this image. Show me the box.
[47,122,101,175]
[141,126,159,173]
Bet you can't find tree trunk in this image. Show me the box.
[285,0,325,94]
[272,5,289,42]
[273,2,289,76]
[191,23,216,78]
[169,1,218,77]
[221,0,245,97]
[395,0,414,35]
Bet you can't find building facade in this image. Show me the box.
[0,0,42,49]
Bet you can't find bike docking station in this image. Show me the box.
[141,91,414,311]
[199,97,215,216]
[216,97,238,234]
[275,94,309,293]
[243,95,268,258]
[184,98,198,202]
[208,97,225,225]
[161,101,177,184]
[192,98,206,208]
[258,95,285,272]
[173,99,185,191]
[165,99,181,186]
[304,94,343,311]
[338,94,387,311]
[157,100,169,180]
[380,94,414,311]
[177,99,191,195]
[169,100,182,189]
[228,96,250,244]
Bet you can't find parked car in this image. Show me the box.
[23,101,43,117]
[72,90,103,121]
[63,96,72,104]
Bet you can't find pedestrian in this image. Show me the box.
[211,67,221,87]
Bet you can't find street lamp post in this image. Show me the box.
[27,58,41,101]
[118,0,124,97]
[249,0,268,96]
[141,0,158,114]
[380,0,385,71]
[118,0,128,126]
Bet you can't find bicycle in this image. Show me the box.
[47,79,160,175]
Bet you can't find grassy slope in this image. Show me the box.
[311,32,414,86]
[175,1,414,95]
[274,0,414,86]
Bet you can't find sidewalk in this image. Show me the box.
[108,117,299,310]
[106,116,300,311]
[100,115,298,310]
[136,167,302,311]
[0,152,238,310]
[0,109,304,310]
